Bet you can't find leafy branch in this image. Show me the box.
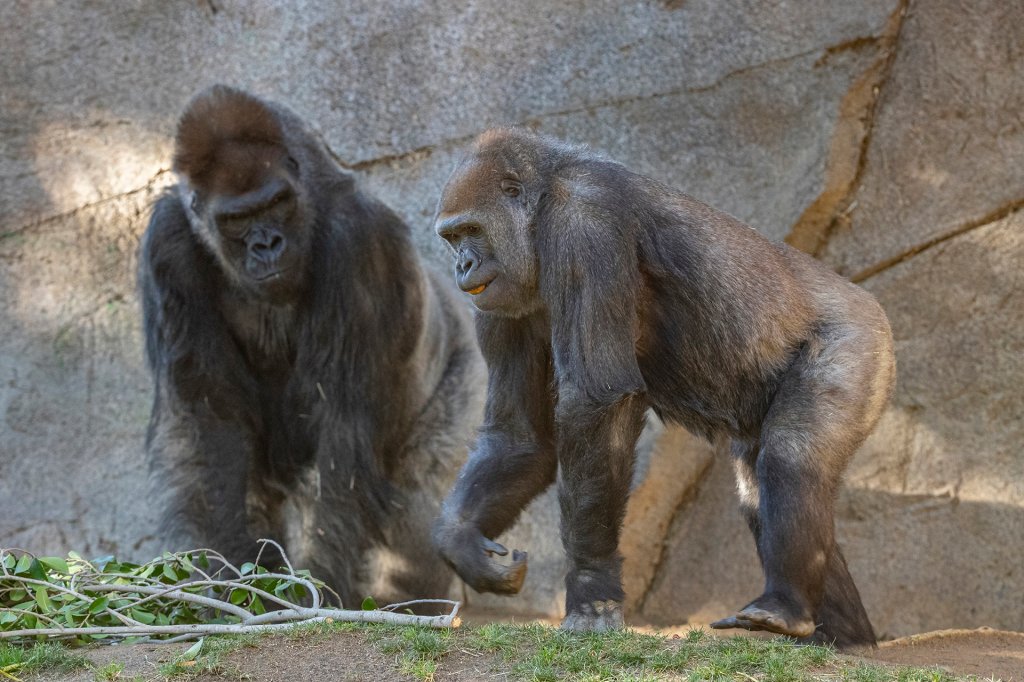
[0,540,460,644]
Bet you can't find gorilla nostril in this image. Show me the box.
[269,234,285,255]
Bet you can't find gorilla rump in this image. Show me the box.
[431,128,894,649]
[139,85,483,605]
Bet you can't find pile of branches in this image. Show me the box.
[0,540,460,644]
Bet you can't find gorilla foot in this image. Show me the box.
[434,522,528,595]
[560,600,624,633]
[710,595,815,639]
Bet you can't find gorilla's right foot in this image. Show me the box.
[710,594,816,639]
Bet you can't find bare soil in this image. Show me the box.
[25,626,1024,681]
[868,628,1024,681]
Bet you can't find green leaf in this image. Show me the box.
[14,554,32,575]
[8,588,27,602]
[88,597,110,614]
[361,596,378,611]
[182,638,204,661]
[249,596,266,615]
[0,611,17,625]
[197,552,210,570]
[92,555,115,571]
[27,560,47,582]
[162,563,178,583]
[130,609,157,624]
[33,586,54,613]
[2,554,14,570]
[240,562,256,576]
[38,557,70,575]
[229,589,247,605]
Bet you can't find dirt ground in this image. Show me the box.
[24,625,1024,682]
[868,628,1024,680]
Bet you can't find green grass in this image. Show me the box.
[0,641,89,677]
[363,623,974,682]
[157,632,263,679]
[92,661,124,681]
[0,622,980,682]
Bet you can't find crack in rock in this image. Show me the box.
[851,196,1024,283]
[340,35,900,173]
[785,0,910,256]
[2,169,172,241]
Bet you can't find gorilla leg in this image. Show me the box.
[714,331,877,647]
[731,441,763,555]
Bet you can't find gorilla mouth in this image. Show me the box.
[252,268,287,283]
[467,284,487,295]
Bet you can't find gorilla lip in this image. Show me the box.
[253,267,288,282]
[467,284,487,295]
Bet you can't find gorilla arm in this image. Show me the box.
[140,193,265,563]
[537,185,649,629]
[432,312,557,595]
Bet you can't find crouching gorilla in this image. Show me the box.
[432,128,894,649]
[139,85,484,606]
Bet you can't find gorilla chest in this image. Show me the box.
[220,296,316,467]
[221,296,299,372]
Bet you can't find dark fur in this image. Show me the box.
[431,128,894,648]
[139,85,484,606]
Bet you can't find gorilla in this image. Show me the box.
[139,85,483,606]
[431,128,894,648]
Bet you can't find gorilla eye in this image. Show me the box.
[501,179,521,198]
[190,193,200,212]
[464,225,481,237]
[287,156,300,173]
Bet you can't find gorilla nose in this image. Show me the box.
[249,229,286,261]
[457,250,477,276]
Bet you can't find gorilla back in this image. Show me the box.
[139,85,483,605]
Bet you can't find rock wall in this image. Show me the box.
[1,0,1020,638]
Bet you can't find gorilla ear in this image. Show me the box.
[173,85,284,185]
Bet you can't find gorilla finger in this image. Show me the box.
[483,538,509,557]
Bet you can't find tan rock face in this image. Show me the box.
[1,0,1020,637]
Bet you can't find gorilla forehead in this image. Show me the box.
[438,155,505,217]
[439,128,554,217]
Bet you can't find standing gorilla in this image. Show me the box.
[139,85,484,606]
[432,128,894,648]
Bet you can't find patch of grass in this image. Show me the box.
[372,625,457,681]
[92,660,124,681]
[0,641,90,677]
[158,632,262,679]
[365,623,977,682]
[282,617,361,642]
[13,620,974,682]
